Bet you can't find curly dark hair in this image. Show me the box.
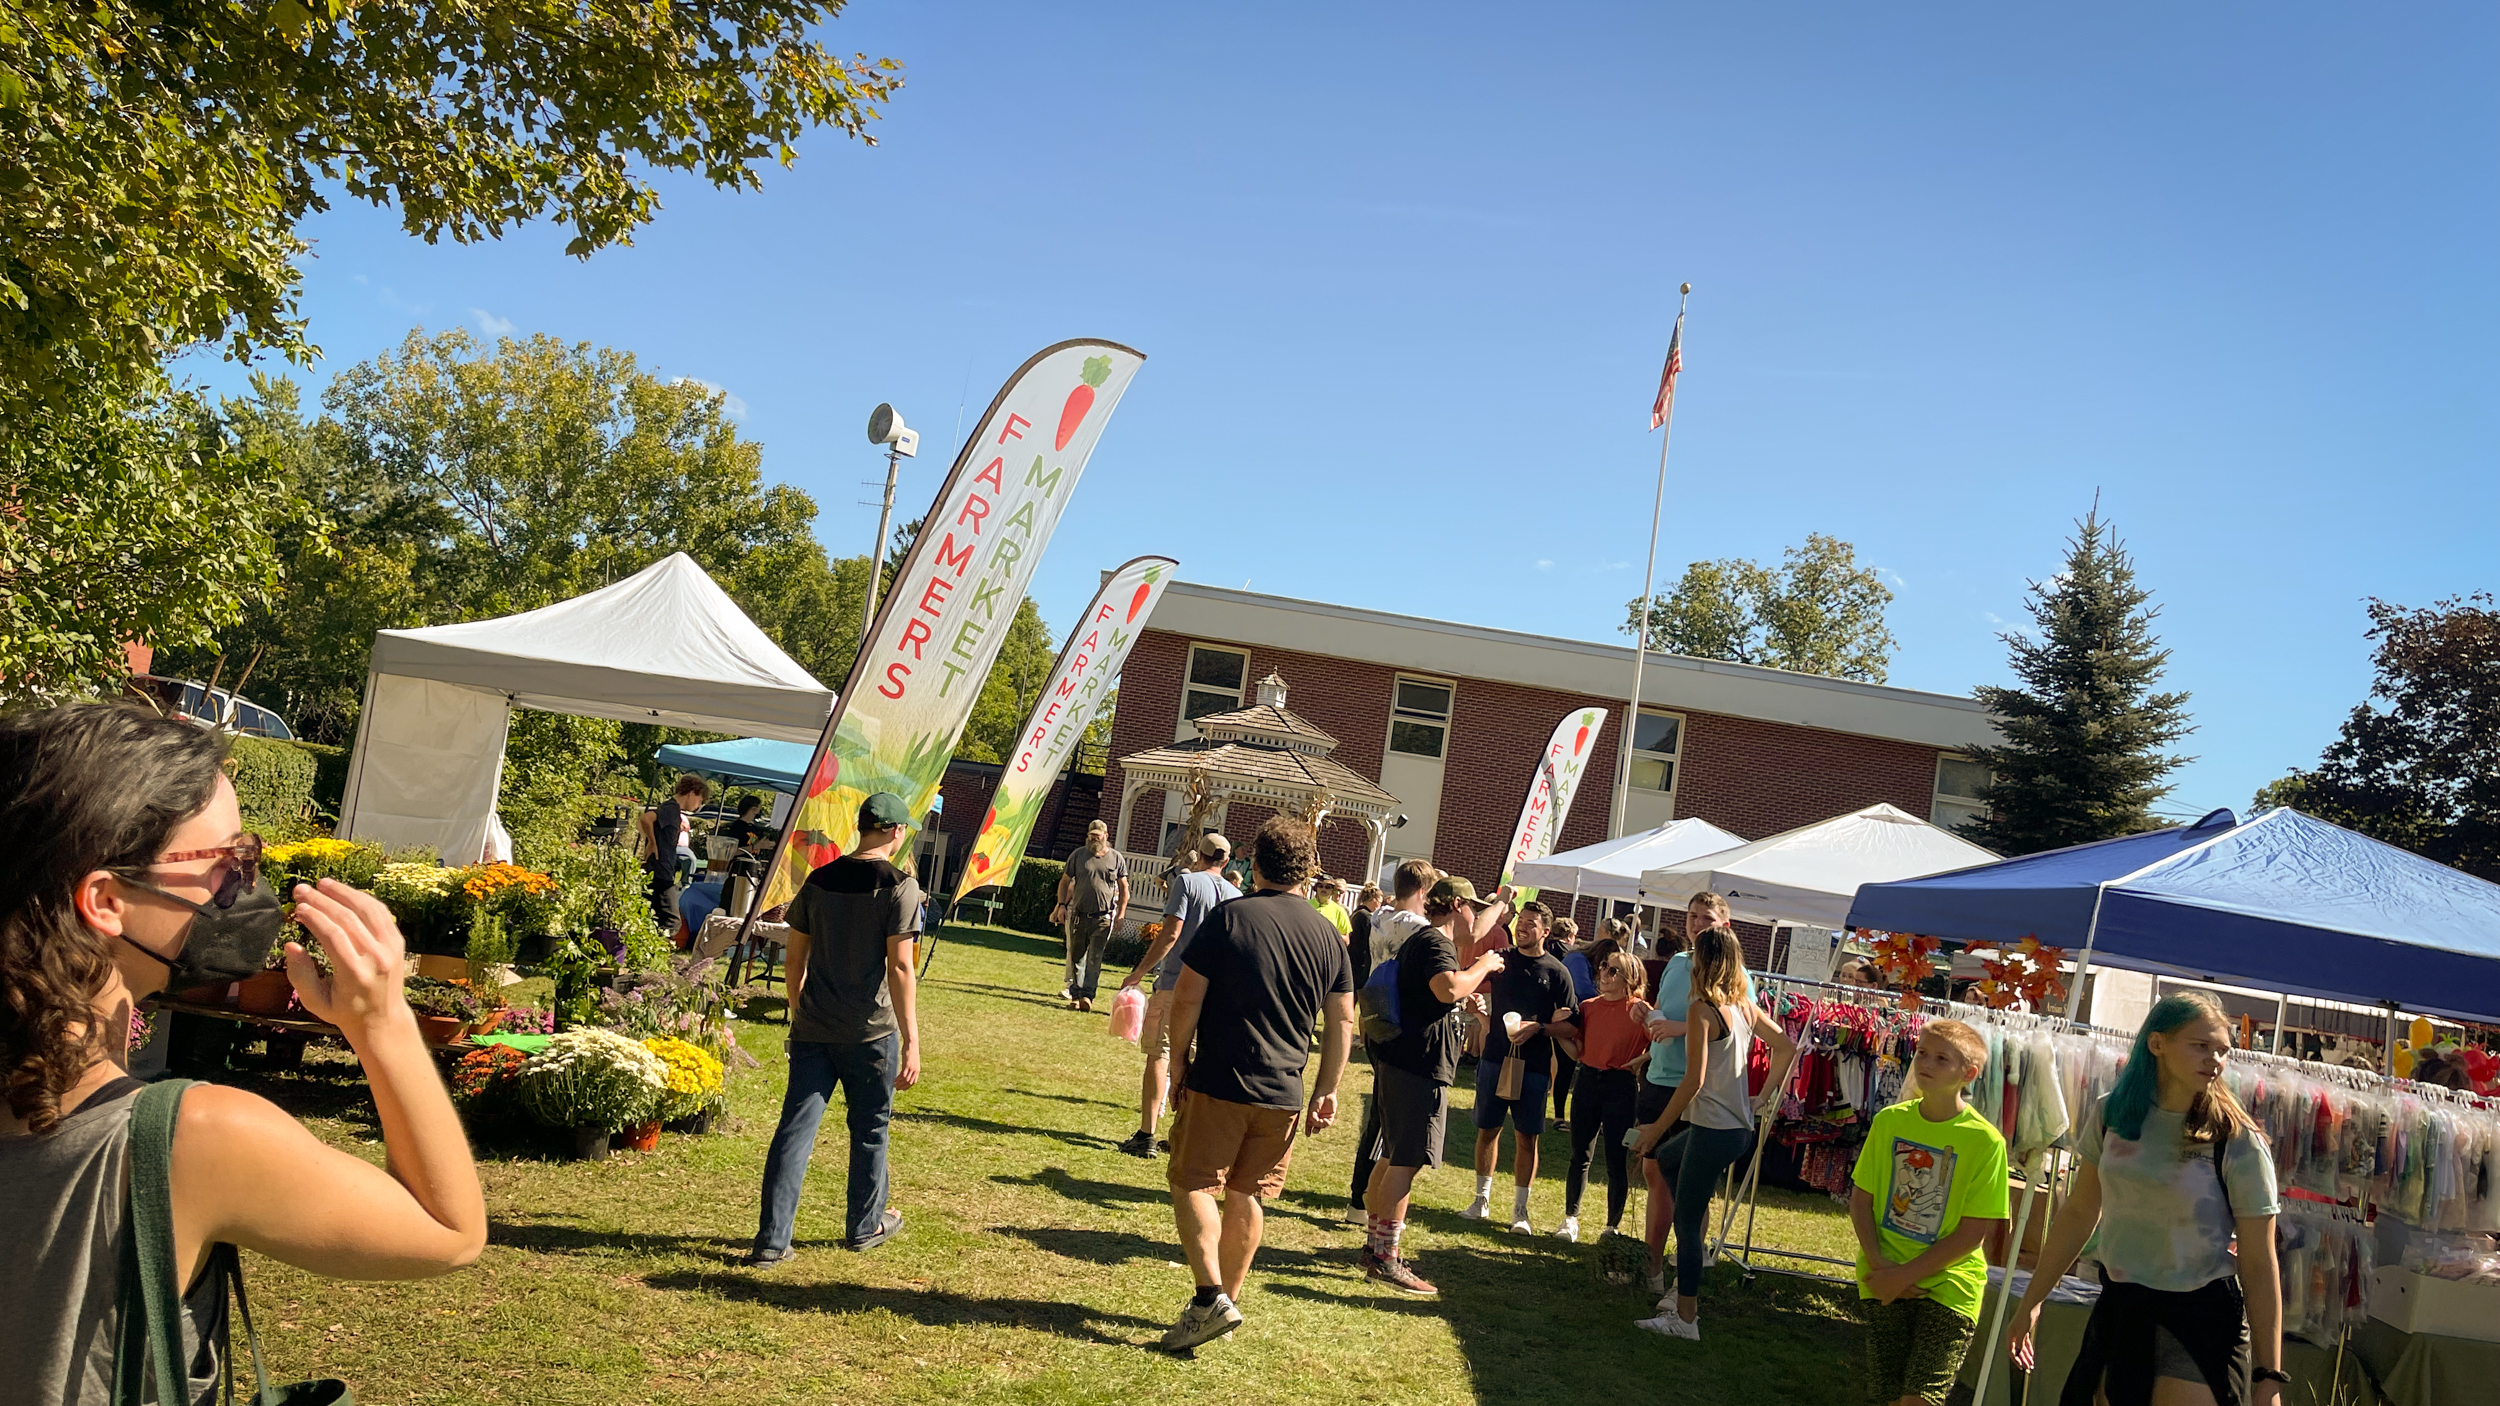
[1251,816,1318,889]
[1,703,227,1133]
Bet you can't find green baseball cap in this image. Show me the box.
[1427,876,1491,908]
[857,791,912,831]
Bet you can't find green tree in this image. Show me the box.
[1958,507,2195,854]
[2257,595,2497,880]
[956,599,1062,764]
[1624,533,1897,682]
[0,377,311,702]
[499,711,626,857]
[0,0,900,416]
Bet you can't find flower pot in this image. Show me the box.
[517,931,556,964]
[235,970,294,1016]
[414,1014,467,1046]
[663,1111,714,1136]
[617,1120,661,1153]
[473,1009,506,1035]
[571,1125,611,1162]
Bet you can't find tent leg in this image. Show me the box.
[1971,1146,2049,1406]
[2384,1001,2399,1075]
[2272,992,2289,1055]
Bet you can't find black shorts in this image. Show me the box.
[1371,1059,1449,1170]
[1636,1077,1680,1126]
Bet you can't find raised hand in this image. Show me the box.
[284,879,412,1040]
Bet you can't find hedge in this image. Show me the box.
[295,740,351,819]
[1001,858,1063,936]
[227,736,316,832]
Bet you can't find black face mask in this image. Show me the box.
[116,876,287,998]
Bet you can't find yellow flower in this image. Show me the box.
[642,1037,724,1096]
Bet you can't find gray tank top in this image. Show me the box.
[1688,1000,1756,1131]
[0,1079,226,1405]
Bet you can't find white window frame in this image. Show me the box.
[1181,643,1250,725]
[1629,707,1685,799]
[1932,753,1991,830]
[1386,674,1455,760]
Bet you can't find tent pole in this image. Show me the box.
[1972,882,2109,1406]
[2384,1001,2399,1075]
[2273,992,2289,1055]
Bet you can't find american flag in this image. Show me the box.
[1649,311,1684,430]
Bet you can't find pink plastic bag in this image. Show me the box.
[1108,985,1147,1042]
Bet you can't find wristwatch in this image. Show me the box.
[2251,1367,2289,1386]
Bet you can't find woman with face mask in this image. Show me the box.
[0,703,486,1403]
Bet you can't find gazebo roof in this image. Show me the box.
[1115,737,1398,815]
[1186,701,1339,755]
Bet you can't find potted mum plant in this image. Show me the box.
[513,1028,667,1161]
[645,1036,726,1135]
[404,975,482,1045]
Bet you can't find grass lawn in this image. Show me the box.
[228,922,1870,1404]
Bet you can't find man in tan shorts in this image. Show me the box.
[1117,833,1239,1157]
[1157,817,1354,1352]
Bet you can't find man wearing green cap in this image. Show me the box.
[749,791,923,1267]
[1357,875,1511,1296]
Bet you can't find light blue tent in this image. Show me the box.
[649,736,941,814]
[1846,807,2500,1024]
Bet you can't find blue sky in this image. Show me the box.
[186,2,2498,821]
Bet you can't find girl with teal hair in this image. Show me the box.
[2008,991,2286,1405]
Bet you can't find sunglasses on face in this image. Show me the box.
[136,834,265,910]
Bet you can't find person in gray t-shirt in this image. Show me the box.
[1052,820,1129,1009]
[1116,833,1239,1157]
[751,792,924,1266]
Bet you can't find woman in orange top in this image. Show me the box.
[1554,952,1654,1242]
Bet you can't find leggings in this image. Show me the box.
[1565,1067,1638,1223]
[1653,1122,1751,1298]
[1551,1046,1578,1124]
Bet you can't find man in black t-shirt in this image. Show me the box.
[1157,817,1353,1352]
[1461,900,1580,1233]
[1358,876,1509,1297]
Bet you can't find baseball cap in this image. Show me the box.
[1192,831,1231,861]
[1086,818,1108,835]
[857,792,912,831]
[1427,876,1491,908]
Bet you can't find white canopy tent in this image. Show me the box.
[1511,817,1747,905]
[338,553,835,863]
[1639,802,1998,930]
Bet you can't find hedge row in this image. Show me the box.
[227,736,316,831]
[1001,858,1063,936]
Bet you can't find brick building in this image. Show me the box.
[1096,582,1999,948]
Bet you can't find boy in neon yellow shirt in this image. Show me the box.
[1849,1020,2008,1406]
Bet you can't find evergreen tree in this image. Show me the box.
[1958,507,2194,854]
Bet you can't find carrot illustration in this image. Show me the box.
[1127,567,1161,622]
[1055,355,1113,450]
[806,755,840,799]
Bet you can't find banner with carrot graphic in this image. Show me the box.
[1497,707,1608,901]
[953,554,1178,900]
[759,340,1148,910]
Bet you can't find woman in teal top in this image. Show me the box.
[2009,992,2285,1406]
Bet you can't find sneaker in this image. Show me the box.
[1116,1130,1156,1158]
[744,1245,795,1269]
[1076,997,1094,1014]
[1358,1248,1439,1297]
[1551,1217,1580,1243]
[1636,1312,1701,1341]
[1158,1293,1242,1352]
[1509,1216,1533,1234]
[842,1208,904,1252]
[1643,1265,1667,1297]
[1552,1118,1571,1134]
[1461,1196,1492,1221]
[1343,1203,1369,1225]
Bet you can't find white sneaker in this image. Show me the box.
[1461,1196,1491,1221]
[1703,1243,1720,1268]
[1551,1217,1580,1243]
[1635,1312,1701,1341]
[1644,1266,1666,1297]
[1509,1216,1533,1234]
[1159,1293,1243,1352]
[1342,1204,1368,1225]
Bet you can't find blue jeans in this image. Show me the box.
[756,1035,897,1250]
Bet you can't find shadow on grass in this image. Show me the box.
[897,1108,1120,1152]
[989,1224,1342,1283]
[486,1212,804,1263]
[924,923,1063,963]
[939,981,1072,1010]
[1000,1086,1128,1109]
[991,1166,1168,1211]
[644,1270,1164,1347]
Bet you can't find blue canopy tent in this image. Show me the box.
[1845,807,2500,1026]
[651,736,813,793]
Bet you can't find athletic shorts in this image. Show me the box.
[1862,1296,1977,1406]
[1167,1090,1301,1198]
[1472,1057,1551,1136]
[1371,1059,1449,1169]
[1636,1077,1680,1126]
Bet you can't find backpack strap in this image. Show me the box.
[115,1078,197,1406]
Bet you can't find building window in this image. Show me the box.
[1388,677,1453,759]
[1183,644,1248,721]
[1933,755,1991,831]
[1630,709,1683,793]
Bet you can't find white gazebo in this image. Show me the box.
[337,553,835,863]
[1109,672,1399,910]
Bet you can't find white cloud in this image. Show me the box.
[1535,559,1554,571]
[468,307,516,337]
[351,274,370,286]
[1983,611,2006,626]
[673,376,749,421]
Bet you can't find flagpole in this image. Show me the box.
[1611,283,1690,840]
